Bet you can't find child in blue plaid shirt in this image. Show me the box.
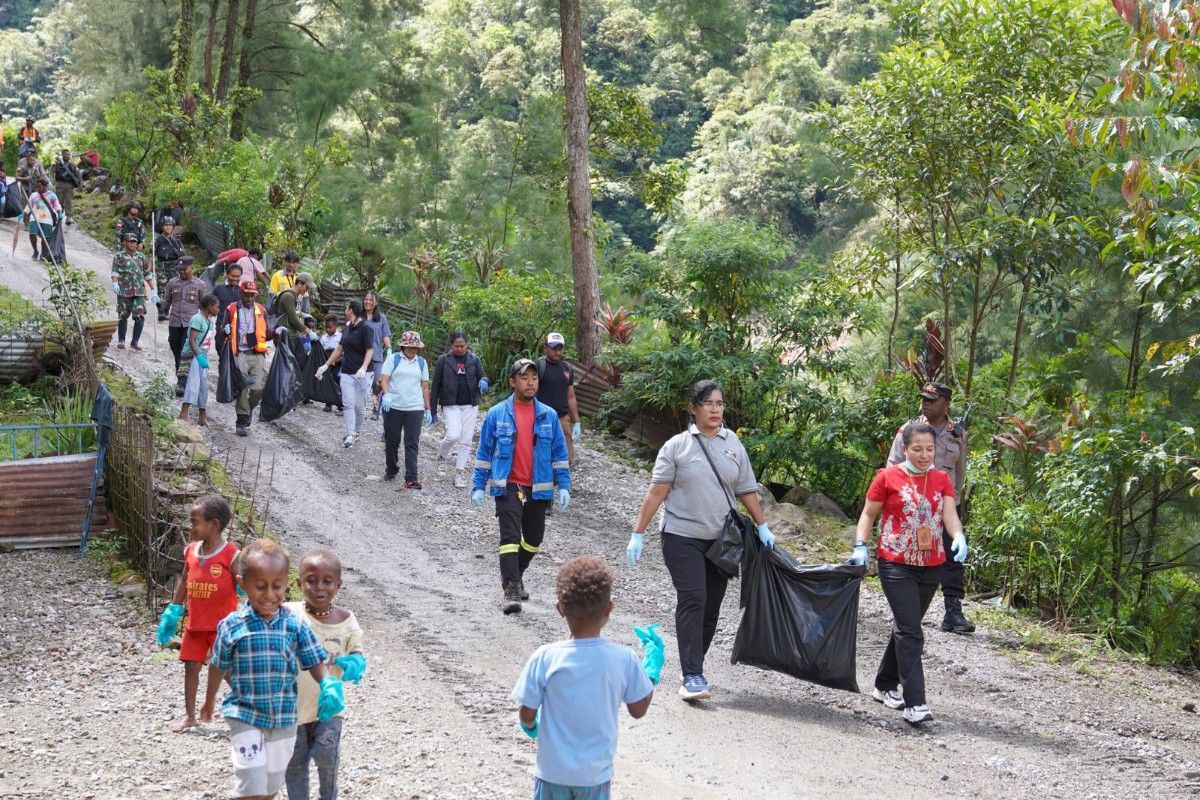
[209,539,346,800]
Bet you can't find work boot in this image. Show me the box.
[518,579,529,601]
[940,598,976,633]
[235,414,250,437]
[502,582,522,615]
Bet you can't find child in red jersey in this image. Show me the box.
[155,494,241,732]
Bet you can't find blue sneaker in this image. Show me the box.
[679,674,711,701]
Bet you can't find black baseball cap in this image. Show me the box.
[509,358,537,378]
[919,382,952,401]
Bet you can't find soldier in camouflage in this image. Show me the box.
[112,232,152,352]
[115,201,145,248]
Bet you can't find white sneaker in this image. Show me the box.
[437,457,448,477]
[453,470,467,489]
[903,704,933,724]
[343,434,356,448]
[872,688,904,710]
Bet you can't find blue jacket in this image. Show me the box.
[473,394,570,499]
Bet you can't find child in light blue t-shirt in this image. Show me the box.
[512,555,659,800]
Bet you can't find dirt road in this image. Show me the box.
[1,218,1198,799]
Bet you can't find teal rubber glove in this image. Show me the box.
[634,623,665,685]
[520,710,540,740]
[423,410,433,426]
[223,323,231,335]
[557,488,570,511]
[850,543,869,566]
[334,652,367,684]
[195,353,209,370]
[756,522,776,549]
[626,533,644,567]
[950,532,968,563]
[571,421,581,441]
[471,489,486,508]
[155,603,184,646]
[317,676,345,721]
[478,377,489,393]
[111,282,120,295]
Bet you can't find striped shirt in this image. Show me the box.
[210,604,327,729]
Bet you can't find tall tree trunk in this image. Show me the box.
[171,0,197,96]
[1127,285,1150,392]
[558,0,601,366]
[215,0,240,101]
[1006,279,1031,397]
[228,0,259,140]
[201,0,220,96]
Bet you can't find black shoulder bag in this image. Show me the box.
[693,433,751,579]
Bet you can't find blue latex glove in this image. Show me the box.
[571,421,581,441]
[478,377,489,393]
[556,488,570,511]
[756,522,776,549]
[317,676,345,721]
[850,543,869,566]
[423,410,433,426]
[520,710,540,740]
[430,410,437,425]
[111,282,120,295]
[334,652,367,684]
[155,602,184,646]
[950,532,968,563]
[380,394,391,412]
[471,489,486,508]
[223,323,231,335]
[151,292,162,305]
[626,532,644,567]
[385,347,393,360]
[195,353,209,370]
[634,623,665,685]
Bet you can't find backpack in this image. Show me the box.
[267,288,292,330]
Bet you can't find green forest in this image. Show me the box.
[3,0,1199,664]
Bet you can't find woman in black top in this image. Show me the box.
[315,300,375,447]
[431,331,488,488]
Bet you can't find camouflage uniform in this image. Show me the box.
[112,250,151,323]
[115,215,145,247]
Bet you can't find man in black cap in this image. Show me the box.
[112,232,152,352]
[470,358,571,614]
[159,256,208,392]
[154,218,185,318]
[116,202,145,248]
[887,381,974,633]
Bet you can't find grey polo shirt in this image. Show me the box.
[651,423,757,540]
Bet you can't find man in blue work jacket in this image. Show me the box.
[472,358,571,614]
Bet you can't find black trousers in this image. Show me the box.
[496,484,548,587]
[383,409,423,480]
[168,325,186,376]
[661,532,729,676]
[875,560,942,707]
[940,530,964,604]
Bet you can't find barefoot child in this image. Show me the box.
[284,549,366,800]
[178,293,219,426]
[155,494,240,732]
[512,555,659,799]
[209,538,346,800]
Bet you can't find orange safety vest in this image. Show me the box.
[19,127,38,143]
[226,301,269,354]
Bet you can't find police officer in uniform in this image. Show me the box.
[887,381,974,633]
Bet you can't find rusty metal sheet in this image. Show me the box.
[0,453,106,546]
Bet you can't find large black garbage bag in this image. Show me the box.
[216,345,246,404]
[730,531,867,693]
[259,333,304,422]
[47,224,67,263]
[2,181,21,218]
[301,341,342,406]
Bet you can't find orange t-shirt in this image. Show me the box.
[184,540,240,631]
[509,399,535,486]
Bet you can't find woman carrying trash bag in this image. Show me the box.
[850,421,967,725]
[625,379,776,702]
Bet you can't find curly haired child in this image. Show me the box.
[512,555,658,800]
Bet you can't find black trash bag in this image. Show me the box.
[216,345,246,404]
[730,531,867,693]
[259,333,304,422]
[2,180,21,218]
[301,340,342,406]
[46,224,66,264]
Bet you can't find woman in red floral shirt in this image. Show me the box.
[852,421,968,725]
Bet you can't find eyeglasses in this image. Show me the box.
[699,401,726,410]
